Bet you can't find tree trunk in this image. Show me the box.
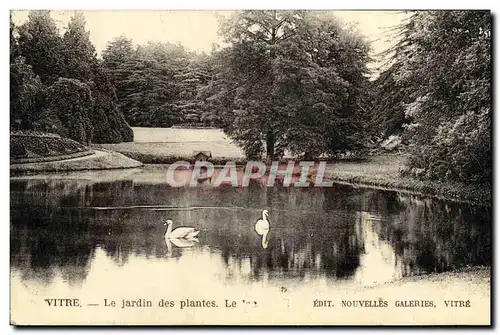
[266,130,275,160]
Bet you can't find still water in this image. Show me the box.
[10,166,491,297]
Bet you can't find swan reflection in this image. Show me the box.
[165,237,199,254]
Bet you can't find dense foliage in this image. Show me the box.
[44,78,94,144]
[10,10,133,143]
[200,11,372,159]
[102,38,215,127]
[372,11,491,183]
[11,131,89,160]
[367,63,411,140]
[10,10,491,186]
[102,11,372,160]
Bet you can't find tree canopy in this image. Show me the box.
[10,10,491,186]
[373,11,491,183]
[102,39,215,127]
[200,10,372,159]
[11,10,133,143]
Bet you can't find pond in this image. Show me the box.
[10,165,491,319]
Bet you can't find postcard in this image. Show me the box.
[9,9,491,326]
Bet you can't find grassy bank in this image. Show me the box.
[11,131,90,164]
[11,150,95,164]
[96,127,246,162]
[95,148,489,205]
[95,141,246,163]
[10,149,143,174]
[325,155,491,206]
[97,127,489,205]
[93,146,247,165]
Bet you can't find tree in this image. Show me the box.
[61,11,96,81]
[10,57,44,130]
[10,12,20,61]
[17,10,64,84]
[103,40,210,127]
[173,53,214,125]
[10,14,44,130]
[119,50,179,126]
[89,62,134,143]
[59,12,133,143]
[367,63,412,140]
[12,11,133,143]
[44,78,94,144]
[202,10,371,159]
[102,35,135,69]
[382,11,491,183]
[102,36,135,108]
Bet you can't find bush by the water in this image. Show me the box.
[403,110,491,183]
[11,132,88,160]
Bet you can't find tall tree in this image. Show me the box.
[173,53,214,124]
[102,35,135,69]
[89,64,134,143]
[103,40,198,127]
[202,10,371,159]
[102,36,135,105]
[367,63,411,140]
[10,12,20,61]
[10,57,44,130]
[17,10,64,84]
[12,11,133,143]
[60,11,133,143]
[10,14,44,130]
[380,11,491,183]
[61,11,96,81]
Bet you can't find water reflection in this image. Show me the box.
[354,212,403,286]
[10,169,491,291]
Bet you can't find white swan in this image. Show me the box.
[255,210,270,232]
[255,210,270,249]
[164,220,200,240]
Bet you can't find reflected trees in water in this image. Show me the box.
[10,177,491,287]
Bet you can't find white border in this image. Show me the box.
[2,1,498,334]
[4,0,499,9]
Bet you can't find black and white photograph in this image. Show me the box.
[8,8,492,326]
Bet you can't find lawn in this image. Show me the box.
[95,127,490,205]
[96,127,246,163]
[326,155,490,205]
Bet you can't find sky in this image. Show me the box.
[11,10,408,75]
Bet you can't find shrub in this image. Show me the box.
[404,109,490,183]
[44,78,94,144]
[90,90,134,143]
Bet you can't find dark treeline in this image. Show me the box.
[102,38,215,127]
[10,11,133,144]
[10,10,491,185]
[103,11,373,159]
[369,11,491,184]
